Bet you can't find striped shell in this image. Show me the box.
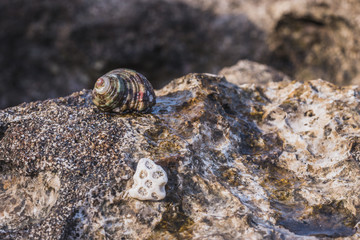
[92,69,156,113]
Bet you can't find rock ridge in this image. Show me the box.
[0,63,360,239]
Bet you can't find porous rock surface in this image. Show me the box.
[0,62,360,239]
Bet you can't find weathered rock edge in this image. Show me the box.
[0,68,360,239]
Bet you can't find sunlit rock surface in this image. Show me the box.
[219,60,291,85]
[0,62,360,239]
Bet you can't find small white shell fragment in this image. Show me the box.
[129,158,168,201]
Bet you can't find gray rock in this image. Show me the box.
[0,62,360,239]
[219,60,291,85]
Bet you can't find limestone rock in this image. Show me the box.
[219,60,291,85]
[0,65,360,239]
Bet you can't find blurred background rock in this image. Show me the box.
[1,0,360,109]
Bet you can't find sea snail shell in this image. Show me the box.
[92,68,156,113]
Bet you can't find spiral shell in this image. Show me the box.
[92,69,156,113]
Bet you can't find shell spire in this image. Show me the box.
[92,68,156,113]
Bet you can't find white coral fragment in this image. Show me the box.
[129,158,168,201]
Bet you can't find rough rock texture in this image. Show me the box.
[219,60,291,85]
[2,0,360,109]
[1,61,360,239]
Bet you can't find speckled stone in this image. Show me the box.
[0,62,360,239]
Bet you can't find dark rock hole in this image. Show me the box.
[0,122,7,142]
[222,103,236,115]
[154,204,194,236]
